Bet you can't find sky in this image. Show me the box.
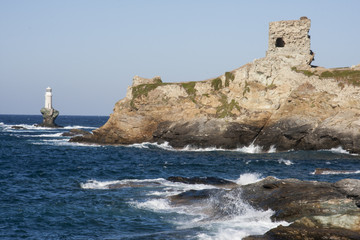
[1,0,360,116]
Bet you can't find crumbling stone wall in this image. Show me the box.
[266,17,313,65]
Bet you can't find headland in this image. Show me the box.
[71,17,360,153]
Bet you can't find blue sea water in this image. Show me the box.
[1,114,360,239]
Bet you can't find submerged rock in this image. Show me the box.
[11,125,27,130]
[62,129,91,137]
[169,176,360,239]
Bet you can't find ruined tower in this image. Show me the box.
[266,17,314,66]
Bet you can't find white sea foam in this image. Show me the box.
[0,122,94,132]
[236,143,263,153]
[182,145,226,152]
[22,132,63,138]
[83,176,288,238]
[128,141,277,154]
[277,158,294,166]
[235,173,263,185]
[133,198,173,212]
[31,139,101,147]
[197,208,288,240]
[64,125,96,130]
[268,145,277,153]
[311,169,360,175]
[329,146,351,154]
[80,178,166,189]
[129,142,176,151]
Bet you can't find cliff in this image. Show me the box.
[72,17,360,153]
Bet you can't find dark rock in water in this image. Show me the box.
[244,224,360,240]
[169,176,360,239]
[107,181,161,189]
[153,120,260,149]
[62,129,91,137]
[11,125,26,130]
[36,108,62,128]
[167,176,237,187]
[170,189,224,206]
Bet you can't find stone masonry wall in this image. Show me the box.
[266,17,313,65]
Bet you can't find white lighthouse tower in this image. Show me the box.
[39,86,60,127]
[45,87,52,109]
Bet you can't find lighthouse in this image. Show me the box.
[37,87,61,127]
[45,87,52,109]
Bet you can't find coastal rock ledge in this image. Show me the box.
[71,17,360,153]
[169,177,360,240]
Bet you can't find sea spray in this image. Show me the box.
[236,173,263,185]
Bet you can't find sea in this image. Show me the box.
[1,114,360,240]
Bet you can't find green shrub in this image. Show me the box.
[224,72,235,87]
[181,82,197,96]
[320,70,360,86]
[211,78,223,91]
[130,82,167,109]
[291,66,315,77]
[320,71,334,78]
[216,94,241,118]
[243,81,250,97]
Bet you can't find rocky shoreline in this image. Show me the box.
[168,176,360,240]
[70,17,360,153]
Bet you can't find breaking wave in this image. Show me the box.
[87,175,287,239]
[311,169,360,175]
[128,141,277,153]
[277,158,294,166]
[235,173,263,185]
[0,122,94,132]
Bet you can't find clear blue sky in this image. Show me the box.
[1,0,359,115]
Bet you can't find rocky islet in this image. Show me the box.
[70,17,360,153]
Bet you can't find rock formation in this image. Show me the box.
[169,177,360,239]
[38,107,60,128]
[71,17,360,153]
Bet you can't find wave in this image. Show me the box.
[235,173,263,185]
[80,178,218,192]
[80,178,166,190]
[127,177,287,239]
[22,133,64,138]
[0,122,95,132]
[128,141,277,154]
[320,146,358,156]
[311,169,360,175]
[277,158,294,166]
[31,139,102,147]
[64,125,96,130]
[81,176,288,238]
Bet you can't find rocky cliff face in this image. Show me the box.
[72,18,360,153]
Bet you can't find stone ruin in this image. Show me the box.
[266,16,314,66]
